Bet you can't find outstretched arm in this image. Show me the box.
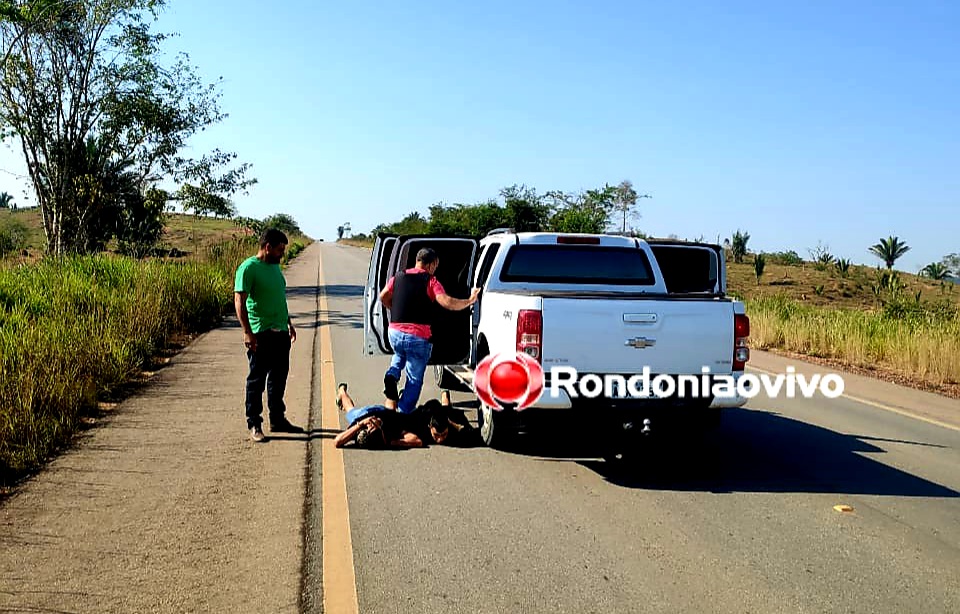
[435,287,480,311]
[379,281,394,310]
[334,423,364,448]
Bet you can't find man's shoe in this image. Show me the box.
[383,375,399,402]
[270,418,303,433]
[250,426,266,442]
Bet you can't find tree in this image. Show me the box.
[868,236,910,269]
[262,213,301,237]
[337,224,347,240]
[0,191,13,208]
[920,262,951,280]
[754,253,766,285]
[611,179,651,233]
[0,0,256,254]
[546,185,617,234]
[500,184,550,232]
[730,229,750,264]
[941,253,960,273]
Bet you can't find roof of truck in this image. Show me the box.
[484,231,642,247]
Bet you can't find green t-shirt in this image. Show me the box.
[234,256,289,333]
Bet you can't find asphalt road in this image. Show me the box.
[319,241,960,614]
[1,241,957,614]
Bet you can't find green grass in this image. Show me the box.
[0,234,313,486]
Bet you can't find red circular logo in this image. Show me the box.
[473,352,545,410]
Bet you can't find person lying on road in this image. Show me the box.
[334,384,478,447]
[408,390,478,447]
[334,384,424,449]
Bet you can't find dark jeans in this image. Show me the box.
[245,330,291,429]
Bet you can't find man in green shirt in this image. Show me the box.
[234,228,301,442]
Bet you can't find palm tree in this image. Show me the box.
[754,253,766,285]
[869,236,910,269]
[731,229,750,264]
[921,262,952,280]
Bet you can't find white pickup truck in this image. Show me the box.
[363,229,750,451]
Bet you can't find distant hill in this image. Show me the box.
[0,208,251,256]
[727,256,959,310]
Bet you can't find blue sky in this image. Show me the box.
[1,0,958,272]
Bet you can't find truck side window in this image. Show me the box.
[474,244,500,288]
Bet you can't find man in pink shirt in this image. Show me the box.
[379,247,480,413]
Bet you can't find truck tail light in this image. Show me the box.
[733,313,750,370]
[517,310,542,361]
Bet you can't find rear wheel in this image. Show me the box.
[478,403,516,450]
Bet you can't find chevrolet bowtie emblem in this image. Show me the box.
[625,337,656,349]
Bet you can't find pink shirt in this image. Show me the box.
[386,268,446,339]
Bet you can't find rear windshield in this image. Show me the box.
[499,245,655,285]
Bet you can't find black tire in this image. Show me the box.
[434,365,471,392]
[477,403,516,450]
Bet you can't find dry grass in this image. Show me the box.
[0,208,253,256]
[0,234,312,486]
[745,294,960,387]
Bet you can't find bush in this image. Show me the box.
[282,241,306,266]
[764,250,804,266]
[0,219,29,256]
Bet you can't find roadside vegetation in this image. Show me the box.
[339,186,959,395]
[0,220,308,486]
[0,2,311,486]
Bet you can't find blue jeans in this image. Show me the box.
[345,404,388,426]
[386,328,433,413]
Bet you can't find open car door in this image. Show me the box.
[364,233,398,355]
[386,234,480,365]
[646,240,725,296]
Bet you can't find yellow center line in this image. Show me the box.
[319,255,360,614]
[746,365,960,433]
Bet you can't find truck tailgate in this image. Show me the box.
[541,298,733,375]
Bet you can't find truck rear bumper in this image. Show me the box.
[709,371,749,408]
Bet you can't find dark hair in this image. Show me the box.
[355,424,386,449]
[260,228,288,248]
[416,247,438,266]
[419,399,443,412]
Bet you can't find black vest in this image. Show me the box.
[390,271,433,325]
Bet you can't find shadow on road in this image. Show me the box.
[320,284,364,299]
[284,283,364,301]
[500,406,959,498]
[285,285,320,299]
[262,429,340,442]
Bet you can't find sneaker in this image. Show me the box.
[383,374,399,402]
[250,426,265,442]
[270,418,303,433]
